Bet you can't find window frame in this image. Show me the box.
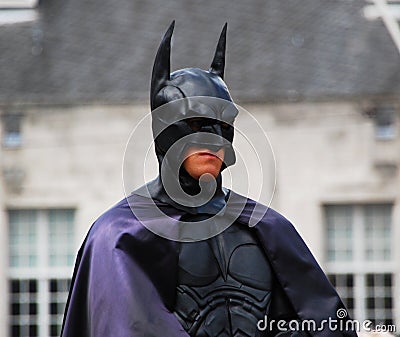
[324,203,396,326]
[1,113,23,149]
[8,209,75,337]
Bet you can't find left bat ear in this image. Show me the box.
[209,23,227,79]
[151,20,175,110]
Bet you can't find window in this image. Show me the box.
[0,0,38,9]
[374,105,397,141]
[365,273,393,326]
[2,113,23,148]
[325,204,396,327]
[328,274,355,313]
[326,205,353,262]
[8,209,75,337]
[0,1,38,25]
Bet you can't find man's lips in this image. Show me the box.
[197,151,222,160]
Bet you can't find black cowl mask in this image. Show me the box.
[144,21,238,215]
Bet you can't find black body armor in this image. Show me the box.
[174,222,272,337]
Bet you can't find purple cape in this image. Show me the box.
[61,191,357,337]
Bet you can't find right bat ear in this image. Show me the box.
[209,23,227,80]
[150,21,175,110]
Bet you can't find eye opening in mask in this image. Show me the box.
[185,117,232,132]
[220,122,230,130]
[186,118,204,132]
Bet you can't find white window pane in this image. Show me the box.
[364,204,392,261]
[8,210,38,268]
[326,205,353,262]
[48,209,75,267]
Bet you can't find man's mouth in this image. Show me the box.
[198,151,222,160]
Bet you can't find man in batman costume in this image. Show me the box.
[61,22,358,337]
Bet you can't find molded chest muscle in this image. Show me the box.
[174,222,273,337]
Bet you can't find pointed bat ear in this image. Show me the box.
[151,20,175,110]
[209,23,227,79]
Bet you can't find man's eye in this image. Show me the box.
[220,122,230,130]
[187,119,203,131]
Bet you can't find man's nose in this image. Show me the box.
[202,124,225,149]
[206,143,224,153]
[202,123,223,136]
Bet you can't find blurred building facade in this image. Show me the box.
[0,0,399,336]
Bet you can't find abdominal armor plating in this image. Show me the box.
[174,222,273,337]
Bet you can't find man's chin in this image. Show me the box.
[198,172,218,182]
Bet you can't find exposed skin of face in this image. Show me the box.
[183,146,225,180]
